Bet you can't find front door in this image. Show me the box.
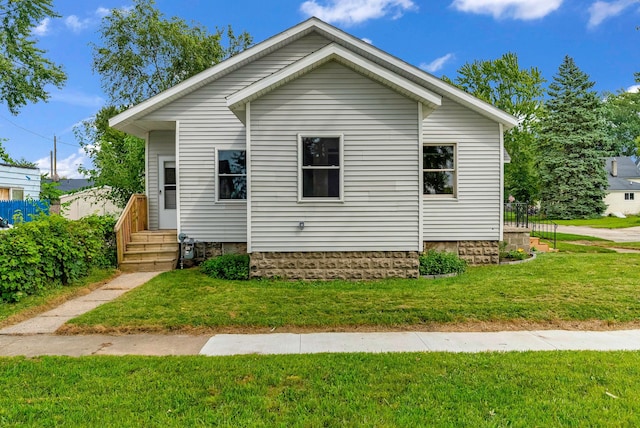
[158,156,177,229]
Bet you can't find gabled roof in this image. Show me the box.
[605,157,640,191]
[109,17,518,135]
[44,178,94,193]
[226,43,442,123]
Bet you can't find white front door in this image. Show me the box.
[158,156,177,229]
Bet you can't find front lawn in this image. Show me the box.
[1,352,639,426]
[64,253,640,333]
[554,215,640,228]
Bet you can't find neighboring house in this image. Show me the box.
[109,18,518,279]
[604,157,640,215]
[0,163,40,201]
[47,179,122,220]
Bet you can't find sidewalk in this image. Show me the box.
[2,272,640,357]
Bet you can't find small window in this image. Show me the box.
[11,188,24,201]
[217,150,246,200]
[299,135,342,200]
[625,192,635,201]
[423,144,456,196]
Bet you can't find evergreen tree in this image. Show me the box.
[538,56,610,219]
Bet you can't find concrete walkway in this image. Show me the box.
[2,271,640,357]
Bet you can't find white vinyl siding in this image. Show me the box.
[141,33,331,242]
[250,61,420,252]
[422,98,502,241]
[0,164,40,200]
[147,131,175,230]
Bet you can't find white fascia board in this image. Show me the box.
[109,18,323,131]
[226,43,442,118]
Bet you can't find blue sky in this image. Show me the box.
[1,0,639,178]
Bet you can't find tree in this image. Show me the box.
[76,106,145,208]
[537,56,610,219]
[602,74,640,156]
[91,0,251,106]
[0,0,66,115]
[444,52,545,202]
[80,0,252,207]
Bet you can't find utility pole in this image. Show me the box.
[53,135,58,182]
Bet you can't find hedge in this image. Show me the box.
[0,214,117,303]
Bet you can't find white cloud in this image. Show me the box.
[361,37,373,44]
[588,0,639,28]
[420,53,455,73]
[51,90,104,108]
[300,0,417,25]
[35,148,89,179]
[628,84,640,93]
[95,7,111,18]
[64,15,92,32]
[451,0,563,20]
[33,18,51,36]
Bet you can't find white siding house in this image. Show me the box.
[0,163,40,200]
[110,18,518,278]
[604,157,640,216]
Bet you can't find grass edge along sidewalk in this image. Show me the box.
[61,252,640,334]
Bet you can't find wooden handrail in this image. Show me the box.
[114,194,148,266]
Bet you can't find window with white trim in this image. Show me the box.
[299,135,342,199]
[625,192,635,201]
[0,187,23,201]
[423,144,456,196]
[217,150,246,200]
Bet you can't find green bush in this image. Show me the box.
[419,250,467,276]
[201,254,250,280]
[0,214,117,303]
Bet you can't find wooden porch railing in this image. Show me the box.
[115,194,148,266]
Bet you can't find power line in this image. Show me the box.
[0,114,79,147]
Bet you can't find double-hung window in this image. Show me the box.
[625,192,635,201]
[217,150,246,200]
[423,144,456,196]
[299,135,342,200]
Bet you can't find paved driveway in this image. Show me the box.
[555,225,640,242]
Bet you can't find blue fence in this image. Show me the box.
[0,200,50,224]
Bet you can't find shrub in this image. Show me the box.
[0,214,117,303]
[501,248,529,261]
[201,254,250,280]
[419,250,467,276]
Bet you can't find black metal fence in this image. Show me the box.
[504,202,557,249]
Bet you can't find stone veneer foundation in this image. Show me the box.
[250,251,420,280]
[423,241,500,265]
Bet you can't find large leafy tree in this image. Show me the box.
[444,53,545,202]
[80,0,252,207]
[92,0,251,106]
[537,56,610,219]
[0,0,66,114]
[0,0,66,161]
[602,74,640,156]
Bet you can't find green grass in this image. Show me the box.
[0,268,117,327]
[554,215,640,229]
[66,253,640,332]
[1,352,639,426]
